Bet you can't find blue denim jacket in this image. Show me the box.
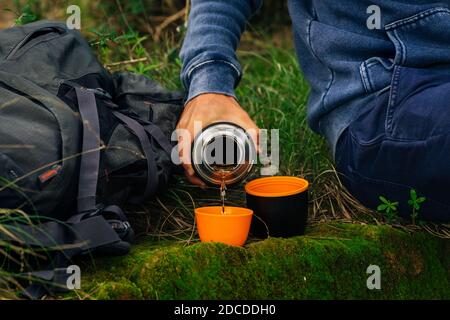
[180,1,450,155]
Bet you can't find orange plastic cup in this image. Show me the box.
[195,206,253,247]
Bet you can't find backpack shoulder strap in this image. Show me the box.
[112,111,159,202]
[75,87,101,213]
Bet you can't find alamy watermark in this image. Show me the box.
[366,5,382,30]
[366,265,381,290]
[66,264,81,290]
[66,5,81,30]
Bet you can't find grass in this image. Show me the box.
[1,0,449,299]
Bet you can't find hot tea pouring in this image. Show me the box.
[192,122,256,213]
[192,122,256,246]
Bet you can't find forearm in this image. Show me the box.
[180,0,262,102]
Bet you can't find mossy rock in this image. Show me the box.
[74,223,449,299]
[93,278,143,300]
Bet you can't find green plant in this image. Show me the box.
[377,196,399,222]
[89,27,119,49]
[4,0,40,25]
[407,189,426,225]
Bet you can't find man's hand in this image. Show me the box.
[176,93,259,186]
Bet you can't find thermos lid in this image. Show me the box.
[191,122,256,186]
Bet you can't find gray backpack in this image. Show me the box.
[0,20,183,297]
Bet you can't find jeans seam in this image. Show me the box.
[385,66,401,135]
[385,7,450,30]
[350,124,450,146]
[349,130,385,147]
[385,7,450,67]
[359,62,372,93]
[394,29,407,65]
[307,18,335,133]
[186,60,241,84]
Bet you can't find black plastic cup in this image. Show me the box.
[245,176,309,238]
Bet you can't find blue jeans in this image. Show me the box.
[336,66,450,222]
[181,2,450,155]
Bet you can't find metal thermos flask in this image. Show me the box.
[191,122,256,186]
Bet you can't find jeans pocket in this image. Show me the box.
[359,57,394,94]
[360,7,450,95]
[380,7,450,140]
[385,7,450,68]
[385,65,450,140]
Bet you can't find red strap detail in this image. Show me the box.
[38,165,61,183]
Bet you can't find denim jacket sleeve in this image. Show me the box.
[180,0,262,103]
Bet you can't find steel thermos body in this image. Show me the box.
[191,122,256,186]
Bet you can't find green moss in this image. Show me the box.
[93,278,143,300]
[76,223,449,300]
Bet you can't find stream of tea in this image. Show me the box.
[220,179,227,214]
[219,170,227,214]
